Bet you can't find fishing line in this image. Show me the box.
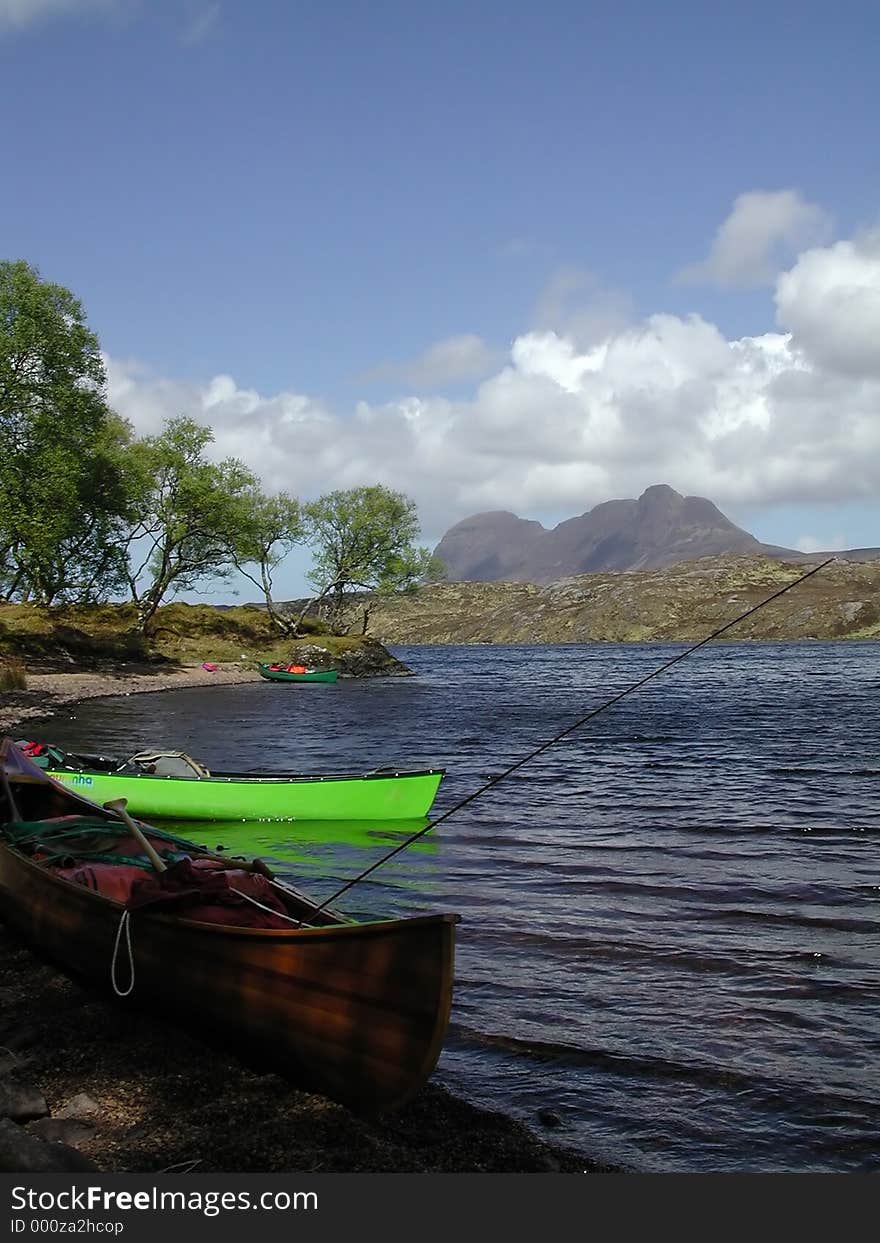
[316,556,836,912]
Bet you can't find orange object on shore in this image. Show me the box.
[287,664,308,674]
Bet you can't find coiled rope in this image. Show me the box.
[110,909,135,997]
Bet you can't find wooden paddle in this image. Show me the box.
[103,797,276,879]
[99,798,315,925]
[103,798,167,873]
[195,849,276,878]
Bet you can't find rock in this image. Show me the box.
[56,1092,101,1120]
[0,1053,32,1078]
[26,1117,97,1148]
[285,642,335,669]
[0,1027,41,1052]
[332,639,413,678]
[0,1118,98,1173]
[278,636,413,677]
[432,486,771,583]
[0,1081,48,1122]
[537,1108,563,1128]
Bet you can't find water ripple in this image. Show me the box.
[39,638,880,1172]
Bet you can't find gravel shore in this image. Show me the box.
[0,662,262,737]
[0,664,608,1174]
[0,922,604,1173]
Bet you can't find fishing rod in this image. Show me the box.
[315,556,836,912]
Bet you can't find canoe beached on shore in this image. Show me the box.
[258,664,338,683]
[0,738,459,1112]
[26,744,445,822]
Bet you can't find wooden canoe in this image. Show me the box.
[257,664,338,683]
[0,738,458,1113]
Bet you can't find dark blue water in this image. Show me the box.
[39,642,880,1172]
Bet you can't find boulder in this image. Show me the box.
[56,1092,101,1120]
[0,1053,32,1078]
[0,1080,48,1122]
[0,1118,98,1173]
[26,1117,97,1148]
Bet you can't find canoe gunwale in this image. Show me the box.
[47,766,446,787]
[0,839,460,941]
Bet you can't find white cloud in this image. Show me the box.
[678,190,833,288]
[0,0,115,31]
[105,221,880,544]
[365,334,498,388]
[775,230,880,377]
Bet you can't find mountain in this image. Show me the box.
[432,485,803,583]
[356,555,880,645]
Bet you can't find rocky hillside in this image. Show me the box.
[355,555,880,644]
[432,484,878,582]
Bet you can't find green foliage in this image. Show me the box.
[0,264,435,636]
[229,490,305,635]
[122,416,264,631]
[0,260,135,605]
[302,485,435,633]
[292,613,332,636]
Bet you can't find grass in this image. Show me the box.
[0,658,27,690]
[0,601,366,669]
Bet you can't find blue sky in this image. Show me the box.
[2,0,879,599]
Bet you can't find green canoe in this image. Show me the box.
[37,745,444,822]
[258,664,338,683]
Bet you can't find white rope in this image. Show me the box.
[110,909,135,996]
[227,886,309,927]
[109,886,309,987]
[267,877,354,924]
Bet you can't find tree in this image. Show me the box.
[12,412,140,606]
[122,416,262,631]
[0,260,135,604]
[301,485,439,634]
[229,490,305,634]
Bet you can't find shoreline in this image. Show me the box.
[0,664,611,1174]
[0,662,262,737]
[0,921,608,1174]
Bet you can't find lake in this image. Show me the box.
[33,641,880,1172]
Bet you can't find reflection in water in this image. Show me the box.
[149,815,440,914]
